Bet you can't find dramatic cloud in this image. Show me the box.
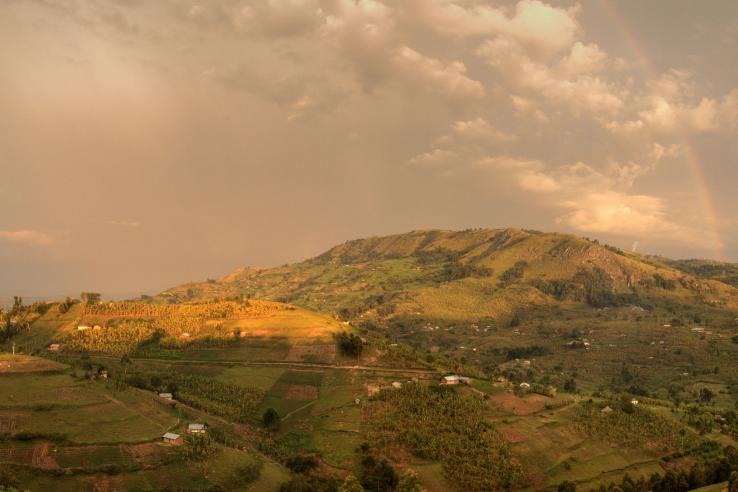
[2,0,737,297]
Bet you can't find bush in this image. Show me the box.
[263,408,280,430]
[286,454,319,474]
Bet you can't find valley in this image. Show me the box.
[1,229,738,491]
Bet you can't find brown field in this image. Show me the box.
[0,355,64,374]
[286,343,336,362]
[285,384,319,400]
[490,391,549,415]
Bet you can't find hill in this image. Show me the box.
[161,228,738,323]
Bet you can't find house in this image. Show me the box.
[391,381,402,389]
[48,343,60,351]
[630,398,639,405]
[99,370,108,379]
[162,432,183,445]
[601,405,613,414]
[180,333,191,339]
[519,382,531,390]
[158,392,174,400]
[440,375,471,385]
[77,325,91,331]
[187,423,206,434]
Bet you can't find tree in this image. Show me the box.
[557,480,576,492]
[563,378,576,393]
[285,454,319,474]
[396,469,423,492]
[262,408,280,430]
[728,471,738,492]
[336,332,364,358]
[81,292,101,304]
[339,475,365,492]
[360,454,398,492]
[698,387,714,403]
[120,354,131,383]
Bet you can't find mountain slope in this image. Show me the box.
[161,228,738,322]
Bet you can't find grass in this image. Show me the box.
[0,372,177,444]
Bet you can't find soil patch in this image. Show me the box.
[491,391,548,416]
[285,384,319,400]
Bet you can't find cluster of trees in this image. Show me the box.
[128,371,264,422]
[505,345,550,360]
[499,260,528,286]
[183,434,216,461]
[531,267,644,308]
[367,384,521,490]
[85,299,280,321]
[563,445,738,491]
[573,399,697,452]
[65,320,155,355]
[335,332,364,358]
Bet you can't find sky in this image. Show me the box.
[2,0,738,299]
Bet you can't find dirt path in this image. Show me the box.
[95,355,438,375]
[281,400,317,421]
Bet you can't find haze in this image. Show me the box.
[2,0,738,299]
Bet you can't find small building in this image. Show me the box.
[180,333,191,339]
[162,432,182,445]
[158,392,174,400]
[187,423,206,434]
[630,398,639,406]
[99,370,108,379]
[440,375,471,385]
[519,382,531,390]
[77,325,91,331]
[601,405,613,414]
[48,343,60,351]
[391,381,402,389]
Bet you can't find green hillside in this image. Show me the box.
[162,228,738,323]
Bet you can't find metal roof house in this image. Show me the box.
[440,375,471,385]
[187,423,206,434]
[162,432,182,445]
[158,392,174,400]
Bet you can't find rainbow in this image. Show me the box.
[599,0,725,258]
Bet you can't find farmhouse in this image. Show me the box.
[440,375,471,385]
[158,392,174,400]
[77,325,91,331]
[48,343,60,351]
[519,382,531,390]
[187,423,206,434]
[99,370,108,379]
[162,432,182,445]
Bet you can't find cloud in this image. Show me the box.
[390,46,485,102]
[556,191,713,247]
[232,0,325,38]
[477,36,624,117]
[106,220,141,228]
[408,148,457,166]
[608,71,738,137]
[447,117,517,143]
[0,230,54,247]
[403,0,580,57]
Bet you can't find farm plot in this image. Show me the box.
[260,370,324,416]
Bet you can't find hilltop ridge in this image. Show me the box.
[160,228,738,322]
